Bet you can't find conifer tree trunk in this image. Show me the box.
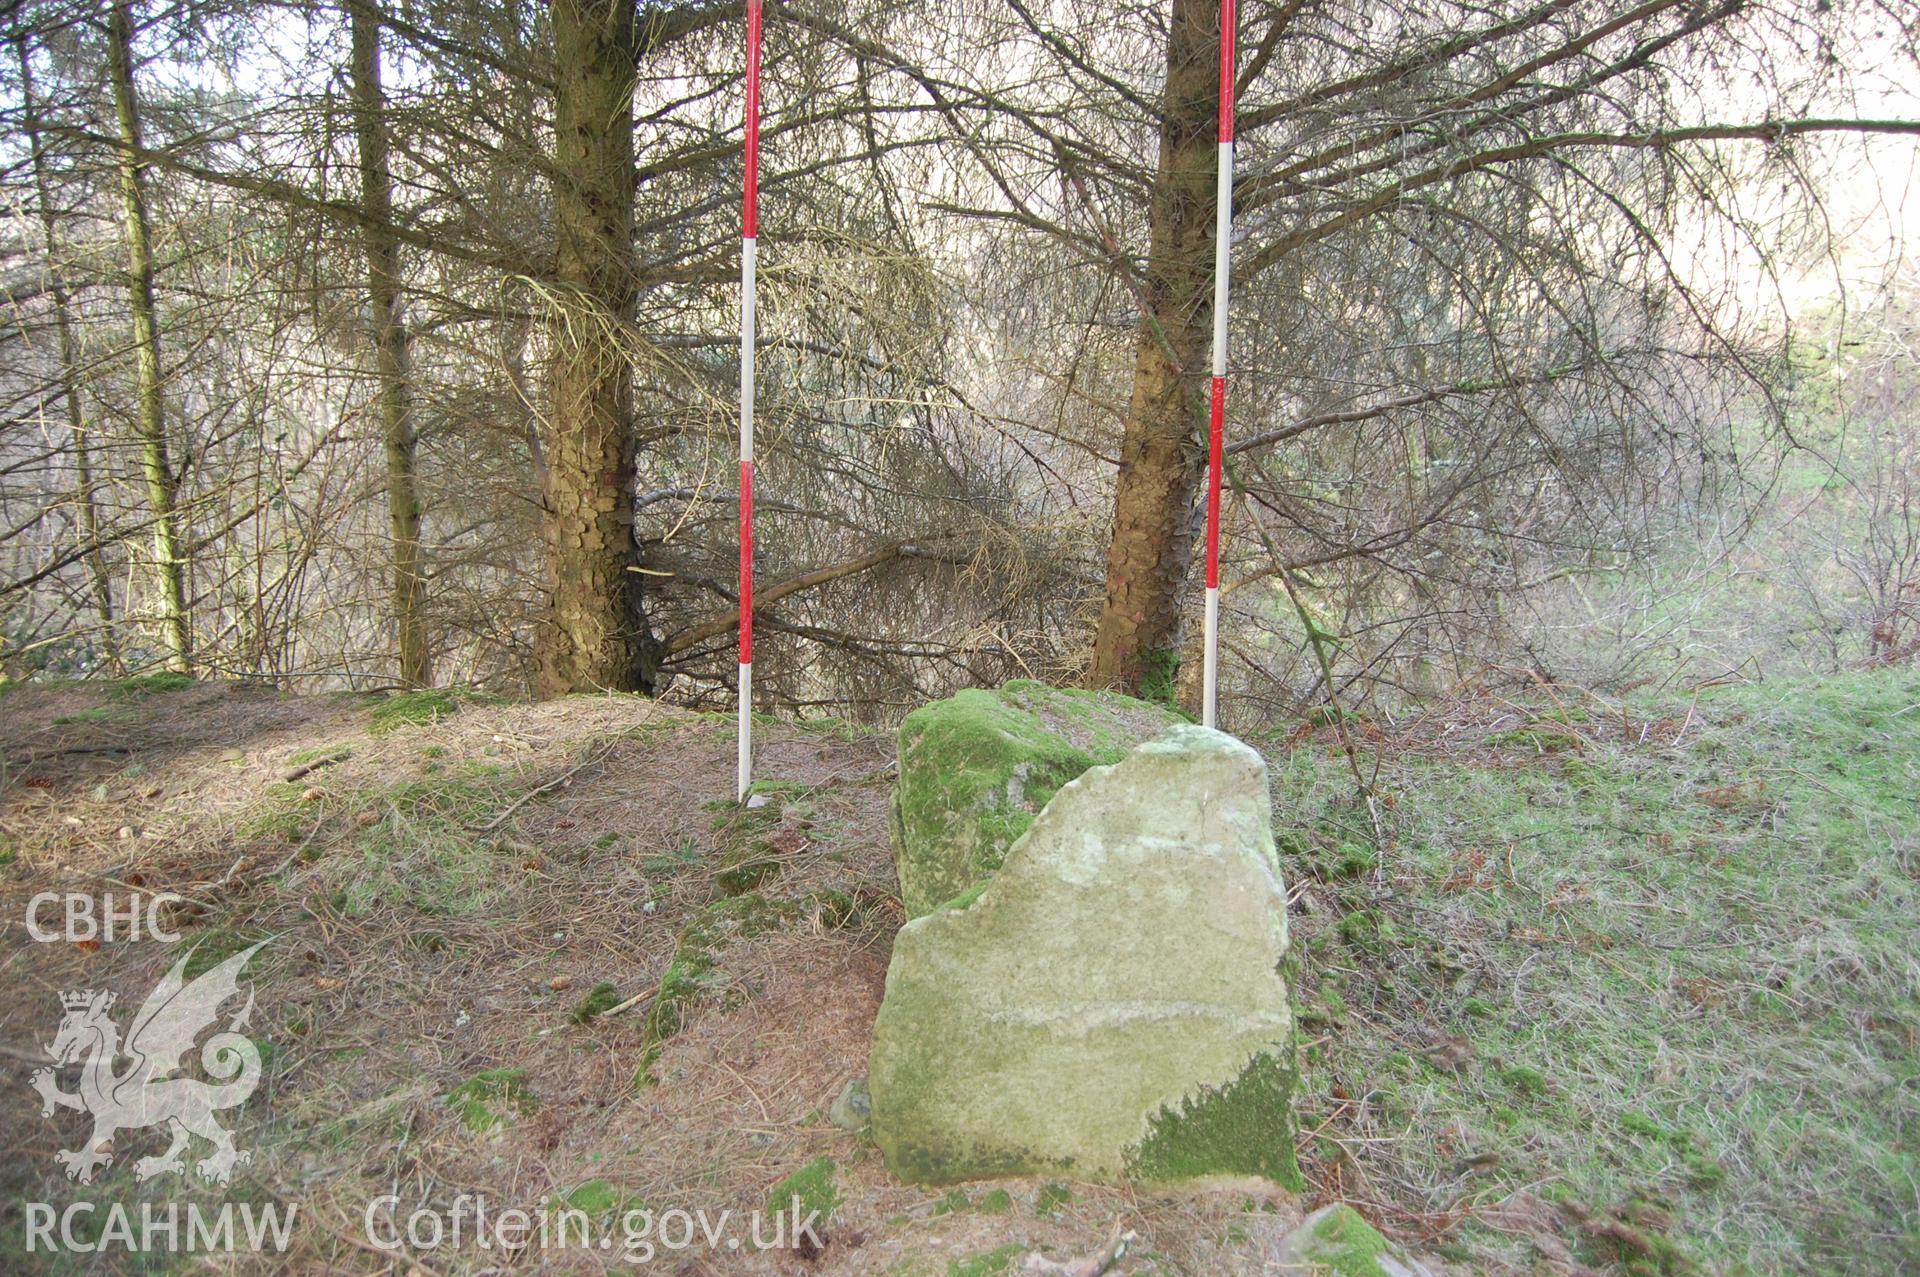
[538,0,660,695]
[18,36,118,671]
[108,0,190,672]
[1086,0,1222,697]
[349,0,430,687]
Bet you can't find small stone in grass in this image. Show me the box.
[829,1078,871,1131]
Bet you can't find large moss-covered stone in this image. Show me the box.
[889,679,1184,918]
[870,725,1300,1186]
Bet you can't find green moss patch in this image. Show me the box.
[890,680,1182,917]
[638,891,854,1083]
[569,982,621,1025]
[368,689,459,735]
[549,1179,645,1225]
[712,800,789,895]
[112,672,195,697]
[180,928,273,981]
[1032,1182,1071,1215]
[1497,1063,1550,1099]
[765,1157,839,1225]
[1123,1050,1304,1188]
[974,1188,1013,1215]
[948,1245,1024,1277]
[1305,1205,1393,1276]
[445,1067,537,1133]
[930,1189,970,1216]
[930,878,990,913]
[1285,832,1378,882]
[930,1187,1013,1217]
[1620,1114,1726,1189]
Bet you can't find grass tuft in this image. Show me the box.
[368,689,459,736]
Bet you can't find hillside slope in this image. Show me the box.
[0,671,1914,1274]
[0,681,1306,1275]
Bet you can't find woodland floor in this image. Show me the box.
[0,670,1914,1275]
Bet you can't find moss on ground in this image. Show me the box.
[551,1178,645,1224]
[445,1067,537,1133]
[974,1188,1013,1215]
[930,1189,969,1216]
[368,689,459,735]
[569,982,621,1025]
[179,928,273,981]
[947,1245,1024,1277]
[112,672,195,697]
[638,890,855,1085]
[765,1156,839,1224]
[712,799,787,895]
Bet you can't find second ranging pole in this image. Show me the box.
[738,0,762,800]
[1203,0,1235,729]
[734,0,1232,763]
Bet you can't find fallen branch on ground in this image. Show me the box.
[282,750,351,782]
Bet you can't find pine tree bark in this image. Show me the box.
[538,0,661,695]
[1086,0,1222,697]
[349,0,430,687]
[108,0,190,673]
[18,35,118,671]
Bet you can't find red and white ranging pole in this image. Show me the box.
[738,0,762,800]
[1203,0,1235,730]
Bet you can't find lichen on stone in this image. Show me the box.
[871,724,1298,1187]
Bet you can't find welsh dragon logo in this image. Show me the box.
[30,941,266,1186]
